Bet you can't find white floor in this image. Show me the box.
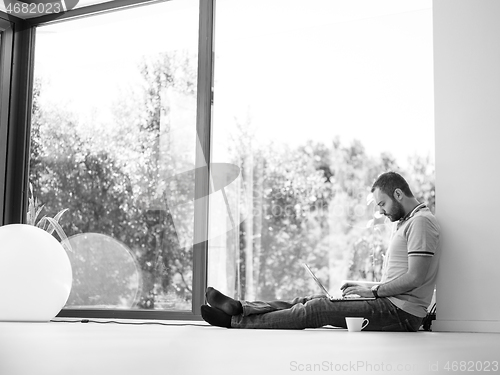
[0,319,499,375]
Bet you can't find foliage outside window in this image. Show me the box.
[30,0,199,311]
[28,0,435,312]
[207,0,435,302]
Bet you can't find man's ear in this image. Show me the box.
[393,188,404,201]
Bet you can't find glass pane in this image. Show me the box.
[209,0,435,301]
[30,0,199,311]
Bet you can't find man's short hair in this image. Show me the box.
[371,171,414,198]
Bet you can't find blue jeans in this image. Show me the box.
[231,295,422,331]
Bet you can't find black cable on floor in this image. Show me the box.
[50,319,212,327]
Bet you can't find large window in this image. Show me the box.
[208,0,435,301]
[30,0,200,313]
[18,0,435,318]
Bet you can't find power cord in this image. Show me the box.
[50,319,212,327]
[50,319,343,329]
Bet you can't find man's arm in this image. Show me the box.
[341,256,433,298]
[375,255,433,297]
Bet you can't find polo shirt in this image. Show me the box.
[381,204,441,318]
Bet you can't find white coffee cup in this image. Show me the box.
[345,317,369,332]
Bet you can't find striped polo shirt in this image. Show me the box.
[381,204,441,318]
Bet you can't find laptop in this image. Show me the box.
[303,263,375,301]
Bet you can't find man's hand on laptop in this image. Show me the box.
[340,282,373,298]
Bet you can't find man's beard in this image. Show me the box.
[387,199,406,222]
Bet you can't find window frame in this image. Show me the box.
[0,15,14,226]
[1,13,35,227]
[0,0,215,320]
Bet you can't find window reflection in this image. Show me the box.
[30,0,199,311]
[209,0,435,301]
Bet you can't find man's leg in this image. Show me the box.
[203,287,421,331]
[231,296,343,329]
[232,297,419,330]
[206,287,318,316]
[203,287,319,328]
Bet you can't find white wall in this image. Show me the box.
[433,0,500,332]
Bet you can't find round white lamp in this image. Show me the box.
[0,224,73,322]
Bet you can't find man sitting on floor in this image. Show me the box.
[201,171,440,331]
